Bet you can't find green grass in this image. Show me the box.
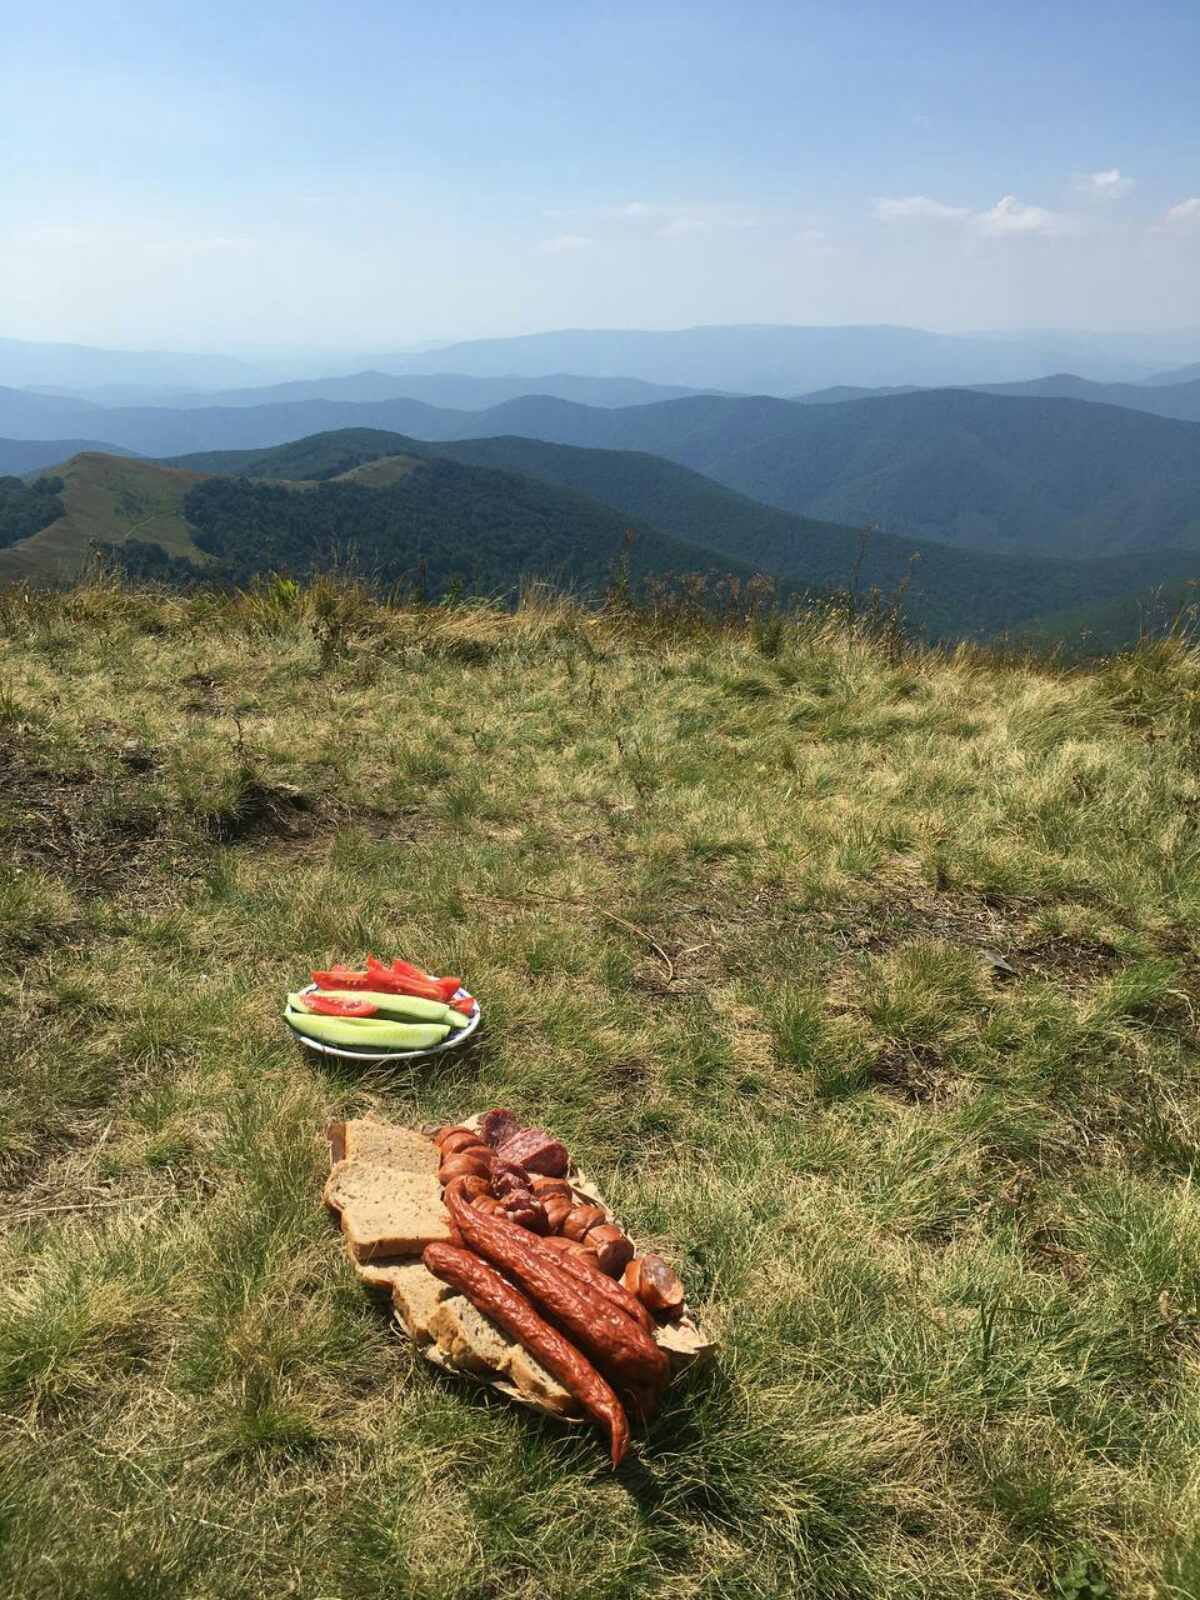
[2,575,1200,1598]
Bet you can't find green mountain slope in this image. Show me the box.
[0,454,210,582]
[171,456,780,599]
[427,390,1200,560]
[1017,576,1200,657]
[692,390,1200,556]
[795,374,1200,425]
[161,429,425,481]
[0,446,776,605]
[34,384,1200,566]
[456,390,1200,559]
[163,427,1200,641]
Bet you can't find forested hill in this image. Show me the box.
[115,455,783,604]
[152,430,1200,643]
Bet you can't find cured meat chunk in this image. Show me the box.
[480,1108,521,1147]
[496,1127,569,1177]
[490,1159,531,1197]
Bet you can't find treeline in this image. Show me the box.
[0,476,64,550]
[115,459,780,602]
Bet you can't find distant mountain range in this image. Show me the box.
[5,383,1200,564]
[1145,361,1200,386]
[355,325,1200,391]
[794,372,1200,424]
[8,324,1200,396]
[0,437,139,474]
[27,370,714,412]
[0,336,259,390]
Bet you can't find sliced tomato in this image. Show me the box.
[435,976,463,1001]
[311,966,373,991]
[390,958,431,980]
[364,955,444,1000]
[304,994,379,1017]
[449,994,476,1015]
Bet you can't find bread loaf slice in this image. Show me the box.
[384,1260,453,1341]
[509,1346,583,1417]
[428,1295,514,1376]
[326,1119,438,1173]
[324,1158,453,1261]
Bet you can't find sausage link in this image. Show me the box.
[542,1195,573,1232]
[438,1151,493,1184]
[582,1223,634,1278]
[623,1254,686,1318]
[539,1236,656,1334]
[529,1176,574,1201]
[423,1242,630,1468]
[443,1174,491,1204]
[433,1124,478,1150]
[445,1192,668,1390]
[562,1204,607,1242]
[439,1129,491,1157]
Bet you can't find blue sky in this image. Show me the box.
[3,0,1198,349]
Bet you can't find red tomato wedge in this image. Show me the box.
[390,958,430,980]
[311,967,374,991]
[364,956,445,1001]
[304,994,379,1017]
[449,995,476,1015]
[311,958,471,1005]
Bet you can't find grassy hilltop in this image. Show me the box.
[2,576,1200,1598]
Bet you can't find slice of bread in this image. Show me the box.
[383,1260,453,1341]
[324,1158,453,1261]
[326,1119,438,1174]
[508,1347,583,1417]
[428,1294,514,1376]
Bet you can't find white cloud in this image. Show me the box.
[974,195,1069,237]
[874,192,1071,238]
[1077,168,1134,200]
[873,194,969,222]
[535,233,593,255]
[1163,197,1200,229]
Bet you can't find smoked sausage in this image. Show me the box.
[423,1243,630,1468]
[540,1236,657,1335]
[445,1192,668,1391]
[442,1174,491,1204]
[582,1223,634,1277]
[438,1130,491,1158]
[562,1204,607,1242]
[438,1151,493,1184]
[622,1254,686,1319]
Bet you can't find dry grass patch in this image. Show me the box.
[1,579,1200,1597]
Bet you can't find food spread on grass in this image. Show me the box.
[323,1110,711,1465]
[285,956,479,1054]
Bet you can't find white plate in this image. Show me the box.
[288,981,481,1063]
